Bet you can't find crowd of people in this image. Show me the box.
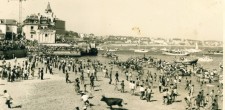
[0,53,223,110]
[0,40,26,51]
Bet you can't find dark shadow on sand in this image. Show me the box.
[109,107,128,110]
[94,89,102,91]
[12,105,22,108]
[150,100,157,102]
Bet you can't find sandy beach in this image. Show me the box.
[0,57,223,110]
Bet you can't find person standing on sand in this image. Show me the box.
[109,71,112,84]
[94,68,97,81]
[125,71,129,81]
[90,74,95,91]
[190,85,194,96]
[66,71,70,83]
[159,80,162,93]
[38,68,40,79]
[115,71,119,82]
[114,80,118,91]
[41,68,44,80]
[146,86,152,102]
[121,80,125,93]
[140,85,145,99]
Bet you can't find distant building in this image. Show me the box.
[22,2,65,43]
[54,19,65,34]
[0,19,17,40]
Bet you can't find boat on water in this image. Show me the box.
[150,47,157,51]
[198,56,213,62]
[205,50,223,55]
[160,48,169,51]
[185,42,202,53]
[175,58,198,65]
[162,50,190,56]
[134,49,149,53]
[213,51,223,55]
[107,48,118,52]
[97,47,104,51]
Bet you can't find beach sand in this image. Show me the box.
[0,57,223,110]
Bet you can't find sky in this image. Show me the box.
[0,0,223,41]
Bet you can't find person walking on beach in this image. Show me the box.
[74,78,80,94]
[121,80,125,93]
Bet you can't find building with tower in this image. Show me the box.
[22,2,65,43]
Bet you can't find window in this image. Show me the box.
[45,34,48,37]
[31,35,33,38]
[31,26,34,30]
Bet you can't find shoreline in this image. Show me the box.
[99,44,223,48]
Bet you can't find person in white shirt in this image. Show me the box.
[139,85,145,99]
[131,81,136,95]
[81,92,89,107]
[3,90,12,108]
[146,86,152,102]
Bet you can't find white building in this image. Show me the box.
[22,2,57,43]
[0,19,17,40]
[37,29,56,43]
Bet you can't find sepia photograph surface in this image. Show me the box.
[0,0,223,110]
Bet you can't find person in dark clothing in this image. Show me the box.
[211,99,219,110]
[7,70,11,82]
[94,69,97,81]
[66,71,70,83]
[109,71,112,84]
[121,80,125,93]
[115,71,119,82]
[90,74,95,90]
[41,68,44,80]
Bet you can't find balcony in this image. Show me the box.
[30,30,36,34]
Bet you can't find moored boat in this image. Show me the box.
[107,48,118,52]
[162,50,190,56]
[97,47,104,51]
[134,49,149,53]
[198,56,213,62]
[185,42,202,53]
[175,58,198,65]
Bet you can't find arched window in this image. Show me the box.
[45,34,48,37]
[31,26,34,30]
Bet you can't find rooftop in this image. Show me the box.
[0,19,17,25]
